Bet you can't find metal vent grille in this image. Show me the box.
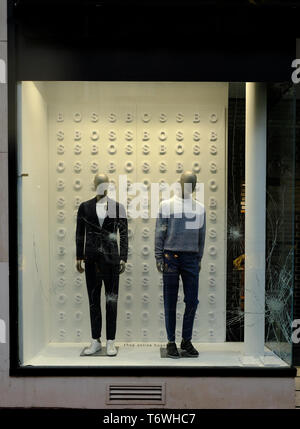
[106,383,165,405]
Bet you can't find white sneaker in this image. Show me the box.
[84,339,102,355]
[106,340,117,356]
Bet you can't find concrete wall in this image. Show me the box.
[0,1,296,409]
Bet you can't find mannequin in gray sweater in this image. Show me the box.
[155,171,206,359]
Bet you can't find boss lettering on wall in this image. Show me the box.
[49,88,226,343]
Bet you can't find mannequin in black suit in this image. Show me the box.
[76,174,128,356]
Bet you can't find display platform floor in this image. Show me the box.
[23,342,289,368]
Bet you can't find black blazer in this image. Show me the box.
[76,196,128,264]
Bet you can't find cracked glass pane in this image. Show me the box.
[226,82,295,365]
[226,83,246,343]
[265,83,295,365]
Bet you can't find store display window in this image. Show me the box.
[15,81,295,370]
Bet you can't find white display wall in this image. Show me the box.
[20,81,228,354]
[18,82,50,363]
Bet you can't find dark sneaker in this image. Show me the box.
[180,339,199,357]
[166,342,180,359]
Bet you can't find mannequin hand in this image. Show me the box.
[198,261,201,272]
[119,260,126,274]
[156,261,164,273]
[76,260,85,273]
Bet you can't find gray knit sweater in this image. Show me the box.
[155,195,206,263]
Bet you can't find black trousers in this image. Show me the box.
[84,256,120,340]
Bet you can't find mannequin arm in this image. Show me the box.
[198,209,206,261]
[118,203,128,263]
[76,203,85,260]
[154,203,168,266]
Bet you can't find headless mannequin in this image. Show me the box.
[76,173,126,356]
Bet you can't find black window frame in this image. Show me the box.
[7,0,298,377]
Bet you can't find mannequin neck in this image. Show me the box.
[181,192,193,199]
[175,190,193,200]
[96,194,107,202]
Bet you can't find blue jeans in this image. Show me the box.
[162,251,199,342]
